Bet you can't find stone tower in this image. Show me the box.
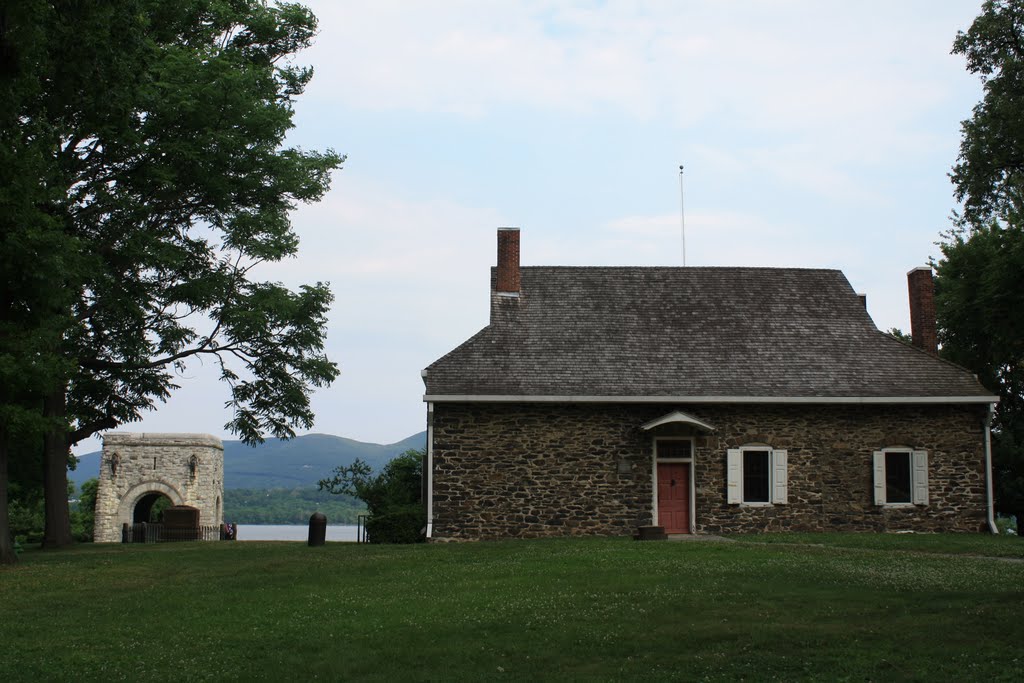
[93,433,224,543]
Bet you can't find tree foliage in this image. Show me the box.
[935,222,1024,521]
[951,0,1024,225]
[319,450,425,543]
[74,478,98,541]
[937,0,1024,526]
[8,479,97,544]
[1,0,343,557]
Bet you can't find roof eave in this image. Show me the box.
[423,394,999,404]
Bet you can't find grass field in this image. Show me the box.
[2,534,1022,682]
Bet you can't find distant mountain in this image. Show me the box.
[69,431,427,489]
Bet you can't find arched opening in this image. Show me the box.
[133,492,174,523]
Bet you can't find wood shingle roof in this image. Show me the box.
[422,266,994,402]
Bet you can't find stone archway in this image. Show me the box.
[133,493,171,523]
[118,481,186,525]
[93,433,224,542]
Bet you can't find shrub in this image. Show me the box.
[996,514,1018,536]
[320,449,425,543]
[365,504,426,544]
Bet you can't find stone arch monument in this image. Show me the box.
[94,433,224,542]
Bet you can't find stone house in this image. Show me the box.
[421,228,998,540]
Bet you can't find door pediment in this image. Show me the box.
[641,410,715,433]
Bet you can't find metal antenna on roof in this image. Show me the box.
[678,164,686,266]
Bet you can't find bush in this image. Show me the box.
[365,504,426,544]
[996,514,1018,536]
[320,449,425,543]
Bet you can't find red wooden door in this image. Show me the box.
[657,462,690,534]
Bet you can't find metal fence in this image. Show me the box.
[121,523,227,544]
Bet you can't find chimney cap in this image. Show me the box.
[907,266,932,275]
[498,226,520,232]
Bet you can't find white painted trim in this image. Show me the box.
[425,402,434,539]
[771,449,788,504]
[984,403,998,534]
[641,410,715,432]
[732,446,779,505]
[652,437,696,534]
[876,447,927,507]
[872,451,886,505]
[726,449,742,504]
[423,394,998,404]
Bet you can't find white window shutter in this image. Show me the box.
[726,449,741,504]
[872,451,886,505]
[912,450,929,505]
[771,450,788,504]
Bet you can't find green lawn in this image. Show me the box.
[2,535,1022,682]
[729,531,1024,558]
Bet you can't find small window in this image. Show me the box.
[873,449,928,506]
[743,450,770,503]
[727,447,787,505]
[657,440,692,459]
[885,452,911,503]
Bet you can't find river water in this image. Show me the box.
[235,524,360,542]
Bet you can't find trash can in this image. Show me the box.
[308,512,327,547]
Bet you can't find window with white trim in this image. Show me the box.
[727,447,788,505]
[873,449,928,505]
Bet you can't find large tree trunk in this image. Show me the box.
[0,430,16,565]
[41,386,72,549]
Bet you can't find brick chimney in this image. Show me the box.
[496,227,521,296]
[907,267,937,355]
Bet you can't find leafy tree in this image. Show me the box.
[887,328,913,344]
[6,480,44,546]
[951,0,1024,225]
[319,450,425,543]
[935,0,1024,529]
[934,223,1024,526]
[1,0,343,558]
[73,478,98,541]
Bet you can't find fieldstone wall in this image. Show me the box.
[429,402,989,540]
[93,433,224,543]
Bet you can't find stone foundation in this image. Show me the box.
[428,402,989,540]
[93,433,224,543]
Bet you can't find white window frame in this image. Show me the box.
[651,437,695,533]
[726,446,788,506]
[873,448,928,506]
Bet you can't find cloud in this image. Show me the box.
[296,1,980,210]
[305,1,975,131]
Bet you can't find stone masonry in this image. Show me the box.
[93,433,224,543]
[429,402,988,540]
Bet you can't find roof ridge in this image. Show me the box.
[499,265,844,272]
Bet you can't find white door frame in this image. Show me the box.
[651,437,696,534]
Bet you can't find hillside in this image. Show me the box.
[69,431,426,489]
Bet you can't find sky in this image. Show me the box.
[76,0,987,454]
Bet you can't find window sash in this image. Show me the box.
[874,449,928,506]
[742,450,771,503]
[727,448,787,505]
[657,440,692,459]
[885,451,912,504]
